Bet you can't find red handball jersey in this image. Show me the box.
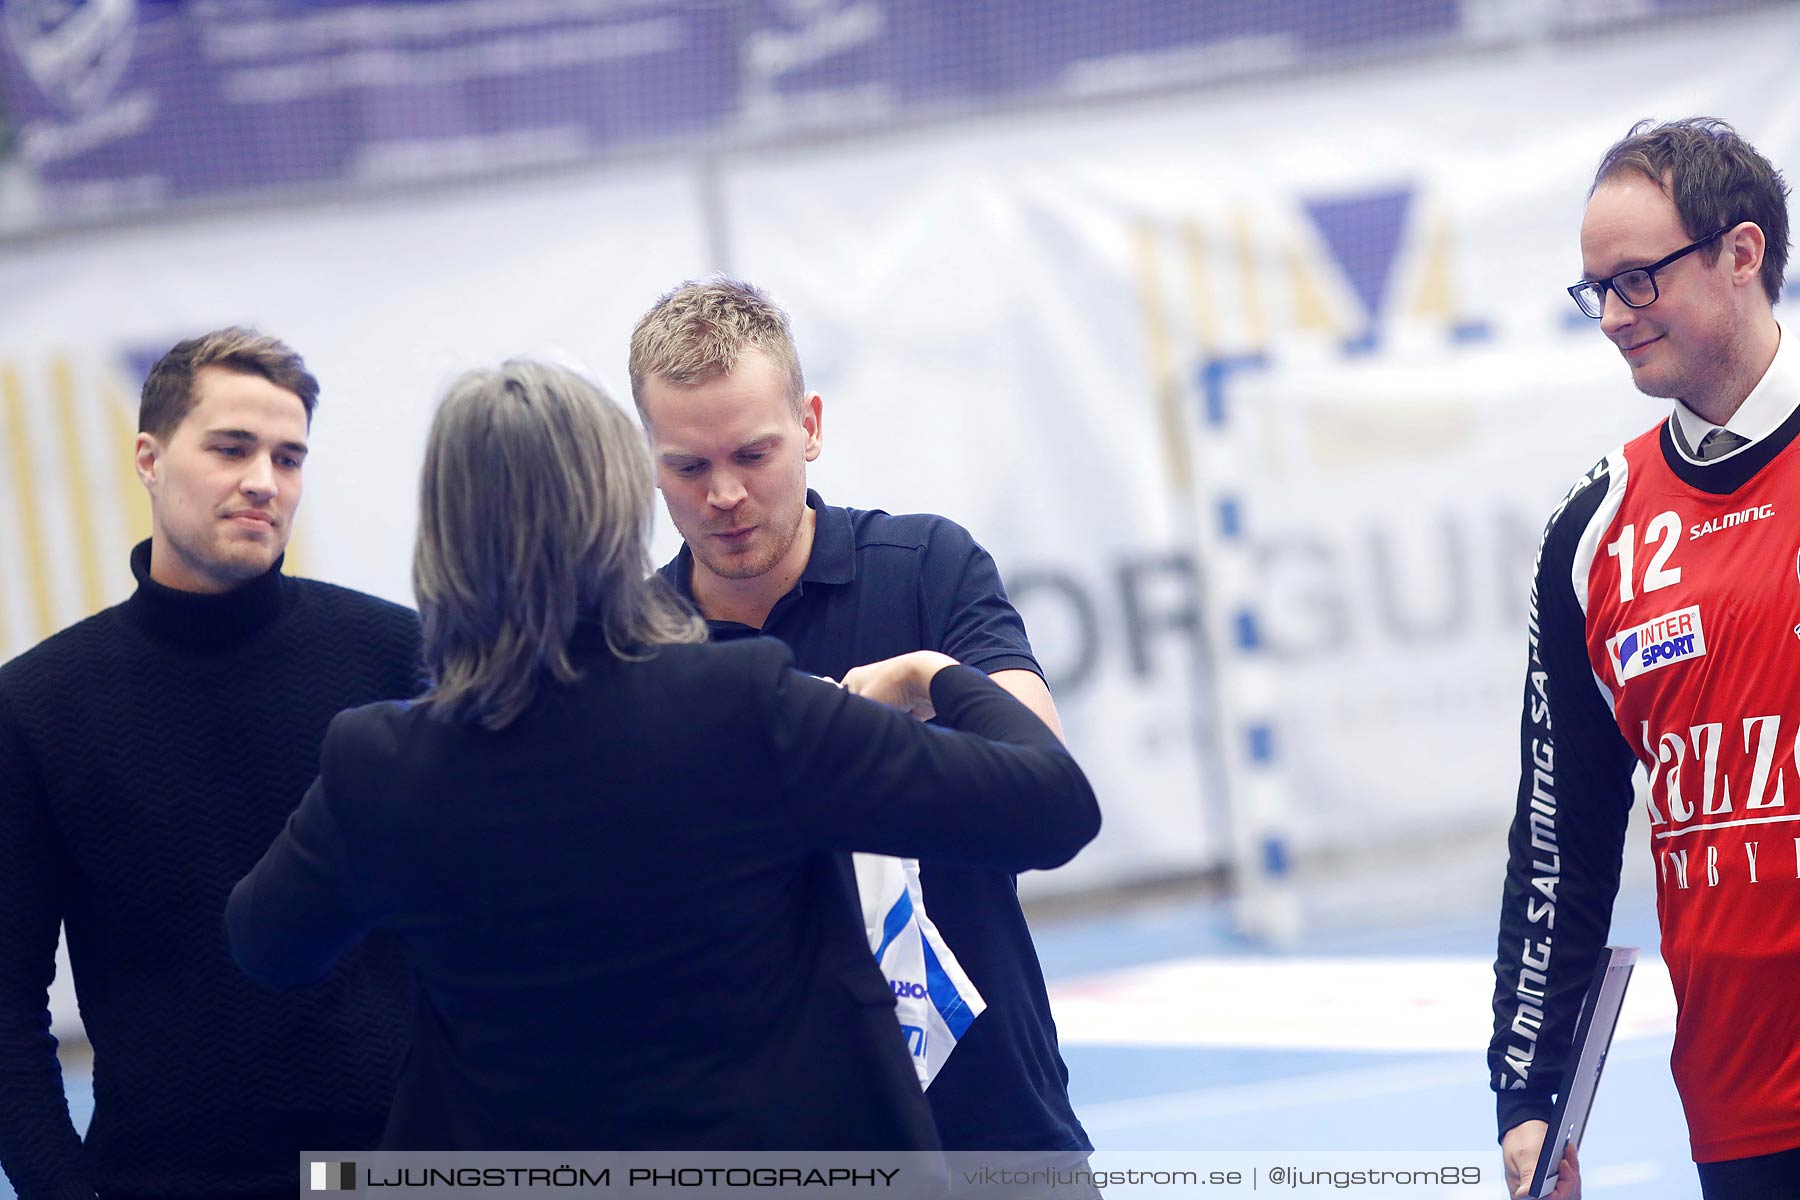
[1492,344,1800,1164]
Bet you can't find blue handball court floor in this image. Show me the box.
[7,865,1691,1199]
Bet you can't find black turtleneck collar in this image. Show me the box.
[125,539,290,650]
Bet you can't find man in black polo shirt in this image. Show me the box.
[630,277,1090,1159]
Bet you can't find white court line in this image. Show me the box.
[1051,956,1675,1053]
[1077,1037,1673,1132]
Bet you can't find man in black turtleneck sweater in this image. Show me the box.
[0,329,423,1200]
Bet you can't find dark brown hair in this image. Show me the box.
[138,327,320,440]
[1593,117,1791,305]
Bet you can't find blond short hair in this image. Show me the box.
[413,360,705,731]
[627,277,806,422]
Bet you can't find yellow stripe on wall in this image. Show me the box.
[51,356,107,615]
[1232,207,1267,353]
[1134,218,1190,493]
[283,529,307,578]
[1411,215,1456,321]
[1286,240,1339,336]
[2,364,58,641]
[1181,219,1218,356]
[106,382,152,549]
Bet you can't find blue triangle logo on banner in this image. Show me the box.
[1302,188,1415,325]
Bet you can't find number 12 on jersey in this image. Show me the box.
[1606,511,1682,603]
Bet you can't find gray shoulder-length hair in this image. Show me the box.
[413,359,706,730]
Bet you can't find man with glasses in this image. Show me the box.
[1490,119,1796,1200]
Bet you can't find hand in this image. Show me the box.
[842,651,959,720]
[1502,1121,1579,1199]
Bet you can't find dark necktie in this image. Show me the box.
[1697,428,1749,461]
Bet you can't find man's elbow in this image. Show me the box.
[223,882,332,990]
[1031,759,1102,869]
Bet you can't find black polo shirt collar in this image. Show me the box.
[800,490,855,586]
[666,492,853,633]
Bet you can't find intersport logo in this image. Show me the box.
[1606,605,1707,686]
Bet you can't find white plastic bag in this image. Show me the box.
[852,852,986,1088]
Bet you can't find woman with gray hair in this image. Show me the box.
[225,360,1098,1151]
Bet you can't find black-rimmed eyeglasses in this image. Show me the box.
[1567,225,1736,318]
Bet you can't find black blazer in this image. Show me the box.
[226,633,1098,1150]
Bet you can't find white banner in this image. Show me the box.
[1222,342,1654,855]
